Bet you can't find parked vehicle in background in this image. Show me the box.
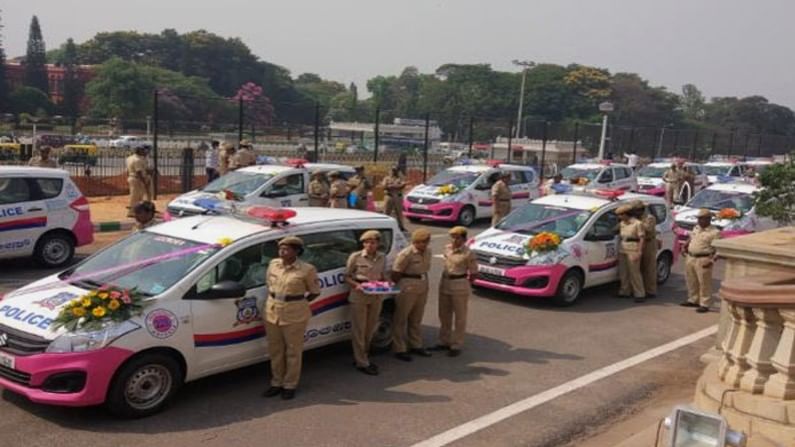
[59,145,98,166]
[702,160,748,185]
[109,135,150,149]
[37,134,76,149]
[673,182,760,245]
[559,161,638,192]
[636,161,708,203]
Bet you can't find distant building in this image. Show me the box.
[4,62,96,106]
[487,137,589,165]
[329,118,442,150]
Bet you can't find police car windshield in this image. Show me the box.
[59,232,218,296]
[427,170,479,188]
[560,167,600,181]
[687,189,754,213]
[703,165,729,176]
[638,166,666,178]
[203,171,274,197]
[497,204,592,239]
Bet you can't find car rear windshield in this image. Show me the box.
[638,166,666,178]
[202,171,274,198]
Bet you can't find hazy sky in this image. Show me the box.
[3,0,794,107]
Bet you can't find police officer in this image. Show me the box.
[381,166,407,230]
[348,165,371,210]
[391,229,432,361]
[491,171,512,226]
[218,142,236,176]
[433,226,478,357]
[543,173,564,195]
[681,209,720,313]
[616,205,646,302]
[345,230,387,375]
[131,201,158,233]
[662,162,684,207]
[631,200,658,298]
[28,145,57,168]
[262,236,321,400]
[308,171,330,207]
[231,140,256,169]
[328,171,348,208]
[126,146,152,218]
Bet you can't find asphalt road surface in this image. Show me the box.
[0,220,720,447]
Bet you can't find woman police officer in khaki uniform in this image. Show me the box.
[391,229,433,361]
[262,236,320,400]
[616,204,646,302]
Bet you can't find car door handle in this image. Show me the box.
[28,207,43,212]
[298,198,308,201]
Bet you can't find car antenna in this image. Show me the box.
[191,216,215,230]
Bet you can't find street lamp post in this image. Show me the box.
[512,60,535,139]
[597,101,613,159]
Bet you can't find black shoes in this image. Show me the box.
[448,349,462,357]
[680,302,699,308]
[696,306,710,313]
[357,364,379,375]
[281,388,296,400]
[262,386,282,398]
[395,352,413,362]
[430,344,450,352]
[410,348,432,357]
[634,296,646,303]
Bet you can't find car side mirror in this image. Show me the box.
[475,183,490,190]
[199,280,246,300]
[598,176,612,184]
[585,232,615,242]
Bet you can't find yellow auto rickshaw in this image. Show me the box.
[0,142,22,161]
[60,144,99,166]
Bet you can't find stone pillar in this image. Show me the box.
[739,307,783,393]
[718,303,742,380]
[723,306,756,388]
[764,309,795,399]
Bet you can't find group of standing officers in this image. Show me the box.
[260,226,478,400]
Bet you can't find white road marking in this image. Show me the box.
[410,325,718,447]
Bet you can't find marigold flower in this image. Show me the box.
[72,307,86,317]
[92,306,107,318]
[81,297,92,307]
[108,299,121,311]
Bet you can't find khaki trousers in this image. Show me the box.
[384,195,405,229]
[330,198,347,208]
[392,279,428,353]
[618,251,645,298]
[350,297,383,367]
[127,177,151,217]
[641,239,658,295]
[308,198,328,207]
[265,320,308,389]
[438,279,470,349]
[685,256,714,307]
[491,203,511,226]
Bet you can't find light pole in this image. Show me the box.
[512,60,535,139]
[597,101,613,159]
[656,124,672,158]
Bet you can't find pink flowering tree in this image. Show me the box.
[232,82,275,128]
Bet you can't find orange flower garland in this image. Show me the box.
[528,231,562,253]
[717,208,741,220]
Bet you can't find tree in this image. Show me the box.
[10,86,53,115]
[233,82,274,128]
[61,38,82,119]
[0,15,7,111]
[704,96,795,136]
[680,84,706,121]
[24,16,49,96]
[609,73,681,127]
[754,159,795,224]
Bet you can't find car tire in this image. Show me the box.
[552,269,583,307]
[370,308,394,353]
[106,353,183,419]
[457,206,476,227]
[408,217,421,223]
[656,252,673,284]
[33,232,75,268]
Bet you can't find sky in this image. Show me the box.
[3,0,795,107]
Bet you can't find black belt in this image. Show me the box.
[444,274,468,280]
[354,278,368,283]
[269,293,306,302]
[496,199,511,202]
[388,193,403,197]
[401,273,427,279]
[334,195,346,199]
[623,238,640,242]
[689,253,714,258]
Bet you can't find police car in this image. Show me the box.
[402,162,539,226]
[0,167,93,267]
[165,162,356,218]
[636,161,708,202]
[559,161,638,193]
[673,182,760,243]
[471,191,675,306]
[703,160,748,185]
[0,207,406,417]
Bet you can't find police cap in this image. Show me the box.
[615,205,632,215]
[360,230,381,242]
[278,236,304,248]
[696,208,713,218]
[411,228,432,242]
[449,226,468,238]
[630,199,646,210]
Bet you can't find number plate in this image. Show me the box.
[0,351,15,370]
[411,204,428,210]
[478,264,506,276]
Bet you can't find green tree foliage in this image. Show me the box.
[681,84,706,122]
[24,16,49,96]
[704,96,795,135]
[294,73,346,110]
[754,158,795,224]
[608,73,681,127]
[10,86,53,115]
[60,38,82,119]
[0,12,8,110]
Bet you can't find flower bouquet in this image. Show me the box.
[52,287,147,332]
[570,177,589,186]
[216,189,241,201]
[717,208,742,220]
[527,231,562,254]
[361,281,400,295]
[437,184,459,196]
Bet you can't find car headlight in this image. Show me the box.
[526,251,568,266]
[440,193,463,203]
[46,321,141,353]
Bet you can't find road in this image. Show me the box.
[0,221,719,447]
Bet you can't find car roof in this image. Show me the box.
[0,166,70,177]
[304,163,356,172]
[704,161,739,166]
[646,162,701,168]
[148,208,396,245]
[532,191,665,211]
[564,163,629,170]
[447,163,535,173]
[706,182,758,194]
[237,164,297,175]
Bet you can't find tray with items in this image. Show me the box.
[360,281,400,295]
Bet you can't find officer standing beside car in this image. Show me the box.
[381,166,407,231]
[491,171,512,226]
[262,236,321,400]
[308,171,330,207]
[126,146,152,218]
[27,145,57,168]
[616,205,646,302]
[218,142,235,176]
[391,229,432,361]
[345,230,387,375]
[348,165,371,210]
[432,226,478,357]
[681,208,721,313]
[632,200,659,298]
[328,171,349,208]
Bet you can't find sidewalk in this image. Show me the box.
[89,194,178,232]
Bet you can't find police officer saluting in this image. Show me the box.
[328,171,349,208]
[308,171,330,207]
[681,209,720,313]
[262,236,320,400]
[432,226,478,357]
[616,205,646,302]
[631,200,658,298]
[391,229,432,361]
[491,171,512,226]
[345,230,387,375]
[381,166,407,231]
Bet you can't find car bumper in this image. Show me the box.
[638,186,666,196]
[73,212,94,247]
[0,347,134,407]
[474,264,567,297]
[402,199,463,223]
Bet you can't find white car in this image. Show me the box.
[0,207,407,417]
[165,163,356,218]
[0,167,94,267]
[109,135,149,149]
[559,162,638,193]
[471,191,675,306]
[402,162,539,226]
[674,182,760,243]
[702,161,748,185]
[636,161,708,203]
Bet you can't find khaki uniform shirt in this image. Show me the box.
[663,169,684,188]
[619,218,645,254]
[687,225,720,256]
[346,250,386,302]
[265,259,320,325]
[230,148,256,169]
[491,180,512,203]
[640,212,657,241]
[442,244,477,294]
[28,156,57,168]
[329,179,349,208]
[393,245,431,294]
[382,175,406,197]
[218,149,233,175]
[348,174,371,197]
[308,179,329,206]
[126,154,149,180]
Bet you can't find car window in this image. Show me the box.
[729,166,741,177]
[0,178,32,205]
[624,167,633,178]
[589,211,618,238]
[353,229,393,254]
[649,204,667,225]
[197,241,278,293]
[269,173,305,196]
[302,230,359,272]
[35,178,63,199]
[507,171,525,185]
[598,169,614,183]
[614,168,628,180]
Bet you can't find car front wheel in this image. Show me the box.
[34,233,75,268]
[553,269,583,307]
[106,353,183,418]
[457,206,476,227]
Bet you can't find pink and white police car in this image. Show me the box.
[471,191,675,306]
[673,182,760,244]
[402,162,539,226]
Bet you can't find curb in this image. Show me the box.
[93,220,135,232]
